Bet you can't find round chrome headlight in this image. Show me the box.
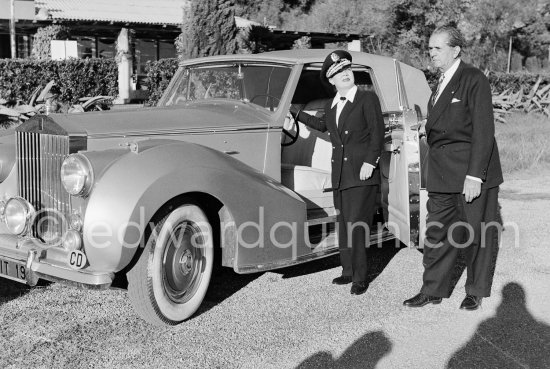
[61,154,94,197]
[4,197,35,235]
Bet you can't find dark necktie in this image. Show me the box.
[340,97,346,102]
[431,75,444,106]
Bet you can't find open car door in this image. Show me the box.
[380,61,428,248]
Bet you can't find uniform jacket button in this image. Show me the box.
[341,144,344,147]
[345,130,349,134]
[344,157,348,161]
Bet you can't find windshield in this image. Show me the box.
[160,63,292,111]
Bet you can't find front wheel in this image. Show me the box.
[127,204,214,326]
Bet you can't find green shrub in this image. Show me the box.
[145,58,180,106]
[0,58,118,106]
[488,71,550,94]
[423,69,550,94]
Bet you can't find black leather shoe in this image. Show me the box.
[403,293,442,307]
[460,294,482,310]
[350,282,368,295]
[332,276,352,285]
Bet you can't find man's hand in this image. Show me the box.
[360,163,374,180]
[462,177,481,203]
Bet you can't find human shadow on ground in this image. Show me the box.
[447,282,550,369]
[296,330,392,369]
[276,239,405,286]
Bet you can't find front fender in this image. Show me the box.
[82,140,307,272]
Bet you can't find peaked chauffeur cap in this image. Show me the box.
[321,50,352,81]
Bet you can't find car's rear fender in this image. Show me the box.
[82,139,308,273]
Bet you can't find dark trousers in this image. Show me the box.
[421,187,500,298]
[334,185,378,283]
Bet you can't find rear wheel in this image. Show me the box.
[127,204,213,326]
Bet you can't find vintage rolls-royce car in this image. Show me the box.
[0,50,431,326]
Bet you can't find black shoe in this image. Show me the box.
[459,294,482,310]
[403,293,442,307]
[332,276,352,285]
[350,282,368,295]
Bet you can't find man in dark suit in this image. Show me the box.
[288,50,385,295]
[403,26,503,310]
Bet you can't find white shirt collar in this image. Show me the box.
[331,85,357,108]
[442,59,461,82]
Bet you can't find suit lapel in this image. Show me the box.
[426,61,464,132]
[326,104,341,141]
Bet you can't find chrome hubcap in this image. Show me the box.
[162,221,204,303]
[179,250,193,276]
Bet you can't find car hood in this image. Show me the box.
[17,100,274,137]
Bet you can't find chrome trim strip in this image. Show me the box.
[394,59,410,110]
[87,125,271,139]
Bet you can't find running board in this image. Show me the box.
[235,228,397,274]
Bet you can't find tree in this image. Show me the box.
[510,0,550,68]
[176,0,239,60]
[383,0,468,68]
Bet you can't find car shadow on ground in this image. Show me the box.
[295,330,392,368]
[194,265,262,318]
[276,239,406,285]
[0,279,32,306]
[193,239,405,319]
[447,282,550,368]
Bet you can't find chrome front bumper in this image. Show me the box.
[0,234,113,288]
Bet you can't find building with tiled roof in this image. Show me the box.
[35,0,187,25]
[1,0,364,102]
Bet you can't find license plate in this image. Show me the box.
[0,257,27,283]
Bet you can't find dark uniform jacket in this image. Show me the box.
[426,61,503,193]
[296,90,385,190]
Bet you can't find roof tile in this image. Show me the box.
[36,0,188,25]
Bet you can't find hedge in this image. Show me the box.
[0,58,118,106]
[145,58,180,106]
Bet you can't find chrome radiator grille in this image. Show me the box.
[16,131,71,218]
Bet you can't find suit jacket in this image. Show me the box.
[425,61,503,193]
[296,90,385,190]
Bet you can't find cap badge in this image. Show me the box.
[331,53,339,62]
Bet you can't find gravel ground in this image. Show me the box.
[1,168,549,368]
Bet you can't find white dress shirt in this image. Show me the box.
[331,85,357,126]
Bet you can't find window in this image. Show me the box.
[76,36,95,59]
[98,37,115,58]
[134,39,156,75]
[159,40,175,59]
[160,63,292,112]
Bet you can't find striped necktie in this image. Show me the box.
[431,75,444,106]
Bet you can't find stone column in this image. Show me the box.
[115,28,132,104]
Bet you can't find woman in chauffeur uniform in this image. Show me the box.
[288,50,385,295]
